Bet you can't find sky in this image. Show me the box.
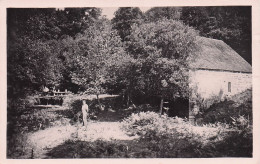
[101,7,151,19]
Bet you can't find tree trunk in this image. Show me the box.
[97,94,100,108]
[159,97,164,115]
[96,94,103,111]
[126,93,130,107]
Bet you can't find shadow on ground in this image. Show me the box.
[46,139,160,158]
[95,109,133,122]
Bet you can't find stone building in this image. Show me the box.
[168,37,252,119]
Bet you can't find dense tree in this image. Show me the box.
[123,19,198,107]
[56,8,102,37]
[144,7,181,22]
[181,6,251,64]
[7,8,101,41]
[7,37,63,96]
[7,7,251,106]
[62,18,128,107]
[7,8,58,41]
[141,7,251,64]
[7,8,102,96]
[112,7,144,42]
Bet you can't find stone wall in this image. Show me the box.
[189,69,252,100]
[187,69,251,121]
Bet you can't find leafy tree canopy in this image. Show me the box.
[180,6,251,64]
[112,7,144,42]
[124,19,198,99]
[63,18,127,95]
[144,7,181,22]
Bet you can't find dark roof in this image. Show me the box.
[189,37,252,73]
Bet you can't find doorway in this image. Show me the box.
[168,98,189,118]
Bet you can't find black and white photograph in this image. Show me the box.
[3,2,260,161]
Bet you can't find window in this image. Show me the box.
[228,82,231,92]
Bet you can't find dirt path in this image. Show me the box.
[18,94,132,158]
[26,120,138,158]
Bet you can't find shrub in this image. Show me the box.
[201,100,252,125]
[47,140,129,158]
[7,133,30,158]
[200,128,252,157]
[122,112,171,137]
[121,111,252,157]
[199,89,252,125]
[121,111,213,142]
[17,109,62,132]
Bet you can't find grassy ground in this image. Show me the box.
[7,93,252,158]
[7,94,136,158]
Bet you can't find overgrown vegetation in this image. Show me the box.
[7,107,64,158]
[8,7,251,106]
[7,7,252,158]
[199,89,252,125]
[45,111,252,158]
[122,112,252,157]
[7,93,252,158]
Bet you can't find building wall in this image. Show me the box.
[189,69,252,100]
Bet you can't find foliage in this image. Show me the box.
[122,19,198,100]
[8,102,252,158]
[7,8,58,40]
[7,7,252,100]
[47,140,129,158]
[180,6,251,64]
[9,109,66,133]
[122,111,216,143]
[7,8,101,40]
[7,7,102,98]
[18,110,64,132]
[63,95,128,122]
[57,8,102,37]
[112,7,144,42]
[63,18,127,96]
[7,132,30,158]
[7,7,251,105]
[7,7,253,158]
[122,112,170,137]
[8,38,63,94]
[200,89,252,125]
[121,111,252,157]
[7,107,70,158]
[144,7,181,22]
[129,6,251,64]
[45,111,251,158]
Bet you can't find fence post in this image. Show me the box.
[159,97,164,115]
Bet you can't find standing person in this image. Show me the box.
[82,100,89,127]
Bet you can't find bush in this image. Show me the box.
[16,109,64,132]
[199,89,252,125]
[47,140,129,158]
[7,133,30,158]
[122,112,171,137]
[7,108,66,158]
[122,111,213,142]
[200,128,252,157]
[121,111,252,157]
[201,100,252,125]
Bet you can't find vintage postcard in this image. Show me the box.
[1,0,260,164]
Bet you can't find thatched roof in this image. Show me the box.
[190,37,252,73]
